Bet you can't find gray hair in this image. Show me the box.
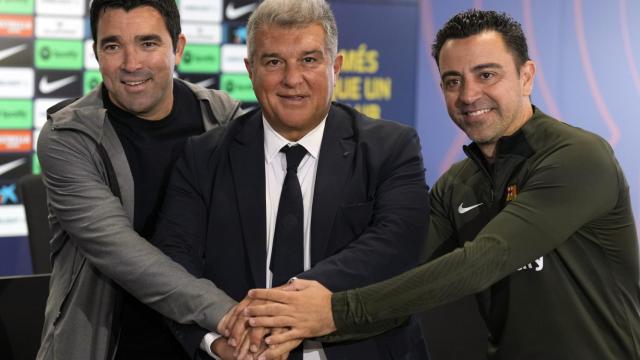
[246,0,338,65]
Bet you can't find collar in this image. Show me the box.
[263,114,326,164]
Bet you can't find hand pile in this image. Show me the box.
[212,279,337,360]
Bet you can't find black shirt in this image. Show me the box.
[105,79,204,359]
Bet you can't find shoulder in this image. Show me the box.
[186,107,261,153]
[178,78,243,124]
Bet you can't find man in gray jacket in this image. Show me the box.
[36,0,243,359]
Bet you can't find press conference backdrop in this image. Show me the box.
[0,0,419,275]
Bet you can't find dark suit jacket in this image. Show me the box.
[155,103,430,359]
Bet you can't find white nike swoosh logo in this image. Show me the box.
[39,75,77,94]
[458,202,483,214]
[225,2,257,20]
[195,78,216,88]
[0,44,28,62]
[0,158,27,176]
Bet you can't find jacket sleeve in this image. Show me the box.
[153,135,233,357]
[329,135,622,333]
[298,126,430,291]
[37,123,236,332]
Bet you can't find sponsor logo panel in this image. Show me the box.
[0,154,31,180]
[223,0,257,22]
[34,97,63,129]
[0,205,28,237]
[0,67,34,98]
[32,153,40,174]
[34,39,83,70]
[0,0,34,15]
[0,130,32,152]
[0,38,33,67]
[178,73,220,89]
[0,15,33,37]
[220,73,256,102]
[224,23,247,44]
[181,22,222,44]
[0,99,32,129]
[35,15,84,39]
[36,70,83,97]
[221,44,247,73]
[0,181,19,204]
[83,70,102,94]
[83,39,98,69]
[36,0,84,16]
[178,44,220,73]
[180,0,222,22]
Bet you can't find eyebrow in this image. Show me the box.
[441,62,503,81]
[259,49,324,60]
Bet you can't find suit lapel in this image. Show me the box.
[310,105,355,264]
[229,112,267,287]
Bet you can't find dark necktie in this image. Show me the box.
[270,144,307,287]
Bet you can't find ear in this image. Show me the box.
[520,60,536,96]
[92,41,98,62]
[174,33,187,65]
[332,53,343,82]
[244,58,253,80]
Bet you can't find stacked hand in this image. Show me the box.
[214,280,336,360]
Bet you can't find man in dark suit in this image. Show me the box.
[154,0,430,358]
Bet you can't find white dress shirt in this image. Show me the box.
[201,116,328,360]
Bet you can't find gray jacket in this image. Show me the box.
[36,80,242,360]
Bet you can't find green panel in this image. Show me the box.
[178,44,220,73]
[84,71,102,94]
[220,73,256,102]
[32,153,40,174]
[35,39,83,70]
[0,99,32,129]
[0,0,34,14]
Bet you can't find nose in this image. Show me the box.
[282,63,304,88]
[458,79,481,105]
[121,47,142,72]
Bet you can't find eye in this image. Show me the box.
[479,72,495,80]
[444,78,461,89]
[302,56,317,63]
[265,58,282,67]
[102,43,119,52]
[141,41,157,48]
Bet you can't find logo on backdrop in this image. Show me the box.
[220,73,256,102]
[223,0,257,21]
[35,16,84,39]
[36,0,85,16]
[179,44,220,73]
[221,44,247,73]
[0,14,34,37]
[35,39,83,70]
[0,67,34,98]
[0,130,32,153]
[0,38,33,67]
[180,0,223,23]
[0,99,32,129]
[0,155,30,180]
[36,70,82,97]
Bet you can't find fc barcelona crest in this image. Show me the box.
[506,184,518,202]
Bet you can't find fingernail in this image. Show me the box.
[265,337,271,344]
[250,345,258,353]
[249,318,255,326]
[258,356,266,360]
[229,338,237,347]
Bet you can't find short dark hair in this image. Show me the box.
[432,9,529,69]
[90,0,181,52]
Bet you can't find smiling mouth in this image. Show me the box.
[122,79,150,87]
[464,108,492,117]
